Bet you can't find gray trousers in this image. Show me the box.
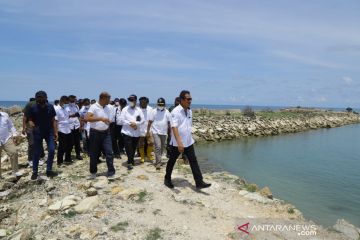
[0,139,19,177]
[153,134,167,166]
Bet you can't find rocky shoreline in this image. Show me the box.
[192,108,360,142]
[0,107,359,239]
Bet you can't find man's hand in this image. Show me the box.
[146,131,150,137]
[177,143,184,153]
[22,128,26,135]
[101,118,110,125]
[54,132,58,141]
[29,121,35,129]
[130,122,137,129]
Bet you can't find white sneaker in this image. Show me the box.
[39,160,44,166]
[39,175,49,181]
[88,173,97,180]
[28,161,33,167]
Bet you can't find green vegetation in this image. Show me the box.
[287,208,295,214]
[110,221,129,232]
[245,184,258,193]
[135,190,151,203]
[145,227,163,240]
[62,209,77,218]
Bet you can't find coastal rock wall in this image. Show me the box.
[192,112,360,142]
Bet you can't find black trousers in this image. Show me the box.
[57,131,72,164]
[89,129,115,175]
[165,144,203,183]
[122,134,139,165]
[111,123,124,155]
[70,128,81,156]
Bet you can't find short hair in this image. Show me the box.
[119,98,127,105]
[99,92,110,100]
[68,95,76,99]
[60,95,69,102]
[82,98,90,104]
[139,96,149,103]
[179,90,190,100]
[54,100,60,105]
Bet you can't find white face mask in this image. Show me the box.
[84,105,90,109]
[115,102,120,106]
[157,106,165,111]
[130,102,136,107]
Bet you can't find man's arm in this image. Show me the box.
[85,112,109,124]
[52,117,58,141]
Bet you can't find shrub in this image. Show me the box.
[242,106,255,119]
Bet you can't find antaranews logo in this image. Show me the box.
[235,218,318,239]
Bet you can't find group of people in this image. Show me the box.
[0,90,211,189]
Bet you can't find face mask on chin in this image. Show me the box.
[157,106,165,111]
[84,105,90,109]
[130,102,136,108]
[70,102,76,106]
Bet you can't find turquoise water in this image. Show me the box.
[196,124,360,228]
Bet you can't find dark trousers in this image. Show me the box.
[113,125,124,155]
[70,128,81,157]
[89,129,115,175]
[26,129,45,161]
[165,144,203,183]
[82,130,90,155]
[122,134,139,165]
[33,131,55,175]
[57,132,72,164]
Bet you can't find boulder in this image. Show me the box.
[333,219,360,240]
[260,187,273,199]
[85,187,97,197]
[74,196,100,213]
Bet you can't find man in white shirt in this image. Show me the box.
[111,98,126,158]
[165,90,211,189]
[120,94,144,170]
[147,98,171,170]
[138,97,155,163]
[85,92,115,179]
[67,95,83,160]
[55,96,72,166]
[79,98,91,155]
[0,111,22,178]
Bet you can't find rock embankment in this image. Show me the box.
[192,110,360,142]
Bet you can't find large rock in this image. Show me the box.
[74,196,100,213]
[85,188,97,197]
[333,219,360,240]
[48,195,79,212]
[260,187,273,199]
[93,177,108,189]
[118,187,143,200]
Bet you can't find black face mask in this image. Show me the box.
[37,99,46,105]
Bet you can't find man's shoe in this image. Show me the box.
[39,159,45,166]
[88,173,97,180]
[46,171,58,178]
[127,164,133,170]
[28,161,33,167]
[196,180,211,189]
[30,174,38,181]
[107,173,117,180]
[14,171,23,177]
[76,155,83,160]
[164,179,174,189]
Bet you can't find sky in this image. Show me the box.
[0,0,359,108]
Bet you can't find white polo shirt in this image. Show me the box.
[140,106,153,137]
[120,106,144,137]
[66,103,80,130]
[170,105,195,147]
[114,106,122,126]
[87,102,112,131]
[79,105,91,133]
[55,105,71,134]
[0,112,17,146]
[149,108,171,135]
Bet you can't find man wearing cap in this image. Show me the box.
[138,97,154,163]
[147,98,171,170]
[85,92,116,179]
[120,94,144,170]
[28,90,58,180]
[164,90,211,189]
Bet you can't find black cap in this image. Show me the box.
[157,97,165,105]
[114,98,120,102]
[127,94,137,101]
[139,96,149,103]
[35,91,47,98]
[119,98,127,105]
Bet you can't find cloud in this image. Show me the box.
[342,76,353,85]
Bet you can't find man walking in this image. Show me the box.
[85,92,115,179]
[164,90,211,189]
[67,95,83,160]
[138,97,154,163]
[28,91,58,180]
[120,94,144,170]
[55,96,72,166]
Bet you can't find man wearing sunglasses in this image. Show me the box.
[165,90,211,189]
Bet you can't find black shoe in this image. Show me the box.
[46,171,58,178]
[64,160,73,165]
[164,179,174,189]
[196,180,211,189]
[30,174,38,181]
[127,164,133,170]
[76,155,83,160]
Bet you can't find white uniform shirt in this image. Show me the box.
[114,106,122,126]
[55,105,71,134]
[66,103,80,130]
[149,108,171,135]
[170,105,195,147]
[79,105,91,133]
[139,106,153,136]
[120,106,144,137]
[107,104,116,123]
[88,102,112,131]
[0,112,17,146]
